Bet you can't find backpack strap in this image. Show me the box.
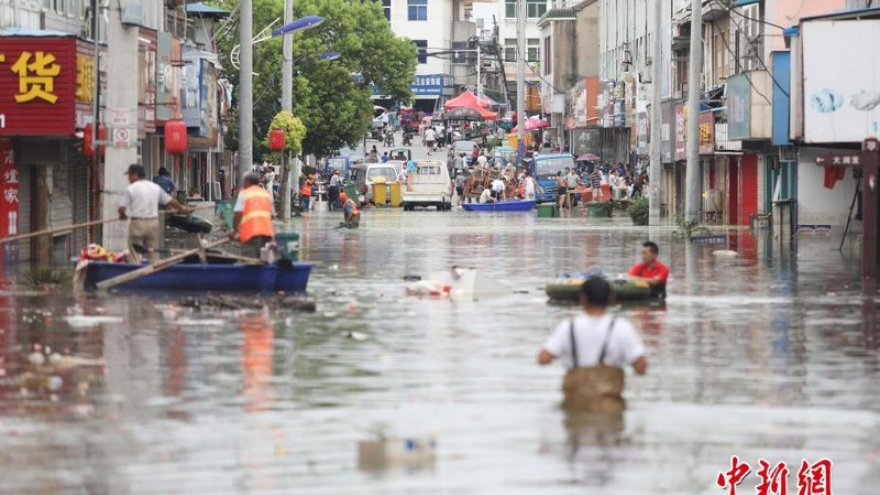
[568,319,578,368]
[597,318,617,365]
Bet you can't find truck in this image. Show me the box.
[531,153,575,203]
[402,160,453,211]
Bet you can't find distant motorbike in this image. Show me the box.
[402,132,414,146]
[384,132,395,147]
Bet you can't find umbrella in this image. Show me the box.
[442,106,489,121]
[511,116,550,132]
[576,153,600,161]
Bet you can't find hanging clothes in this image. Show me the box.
[823,165,847,190]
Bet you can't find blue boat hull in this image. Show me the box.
[84,261,314,293]
[462,199,536,212]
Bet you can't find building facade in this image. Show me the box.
[0,0,225,267]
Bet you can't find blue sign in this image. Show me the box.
[771,51,791,146]
[411,75,444,96]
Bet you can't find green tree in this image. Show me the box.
[217,0,417,159]
[265,111,306,154]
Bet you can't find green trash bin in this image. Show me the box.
[275,232,300,261]
[536,203,558,218]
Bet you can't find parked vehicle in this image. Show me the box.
[531,153,575,203]
[325,156,352,178]
[349,163,398,202]
[402,160,453,211]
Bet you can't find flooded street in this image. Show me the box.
[1,209,879,494]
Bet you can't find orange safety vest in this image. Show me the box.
[239,186,274,242]
[300,180,312,197]
[344,198,360,215]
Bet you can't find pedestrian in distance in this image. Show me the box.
[538,277,648,413]
[339,192,360,228]
[153,167,177,195]
[118,164,193,263]
[556,171,569,209]
[627,241,670,298]
[328,170,343,211]
[230,172,275,259]
[425,127,437,154]
[300,174,315,211]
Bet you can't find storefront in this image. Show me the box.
[0,34,95,266]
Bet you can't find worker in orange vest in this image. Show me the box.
[339,192,360,228]
[230,172,275,258]
[300,174,314,211]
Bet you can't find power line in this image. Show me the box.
[714,0,790,98]
[710,18,772,106]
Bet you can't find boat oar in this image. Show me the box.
[96,238,232,290]
[0,217,123,244]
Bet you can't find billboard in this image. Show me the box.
[0,37,77,136]
[802,20,880,143]
[727,73,752,141]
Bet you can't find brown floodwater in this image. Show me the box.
[0,206,878,494]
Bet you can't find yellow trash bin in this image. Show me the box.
[389,181,402,207]
[373,177,387,205]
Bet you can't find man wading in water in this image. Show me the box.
[538,277,648,413]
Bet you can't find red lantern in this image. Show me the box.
[269,129,285,151]
[83,124,106,157]
[165,120,188,154]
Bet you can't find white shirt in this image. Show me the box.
[524,177,536,195]
[491,179,506,193]
[120,179,171,219]
[479,189,493,204]
[425,129,437,141]
[477,156,488,167]
[543,314,645,370]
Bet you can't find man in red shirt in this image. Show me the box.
[628,241,670,297]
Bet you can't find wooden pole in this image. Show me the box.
[0,217,123,244]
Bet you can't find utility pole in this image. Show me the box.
[280,0,294,220]
[476,41,483,98]
[684,0,703,223]
[649,0,663,225]
[102,0,139,250]
[239,0,254,179]
[516,0,526,156]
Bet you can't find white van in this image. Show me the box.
[402,160,452,211]
[350,163,398,202]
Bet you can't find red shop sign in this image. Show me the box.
[0,36,77,136]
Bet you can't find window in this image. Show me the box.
[543,35,551,75]
[527,0,547,19]
[507,0,546,18]
[413,40,428,64]
[504,38,517,62]
[382,0,391,21]
[505,0,516,18]
[408,0,427,21]
[527,38,539,63]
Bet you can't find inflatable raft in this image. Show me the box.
[546,276,655,302]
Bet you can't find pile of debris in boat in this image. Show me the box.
[180,294,316,312]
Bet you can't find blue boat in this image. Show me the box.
[462,199,536,212]
[83,258,314,293]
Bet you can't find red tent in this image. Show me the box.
[443,91,497,120]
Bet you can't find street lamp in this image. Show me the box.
[237,11,324,177]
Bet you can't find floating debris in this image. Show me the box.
[180,295,316,312]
